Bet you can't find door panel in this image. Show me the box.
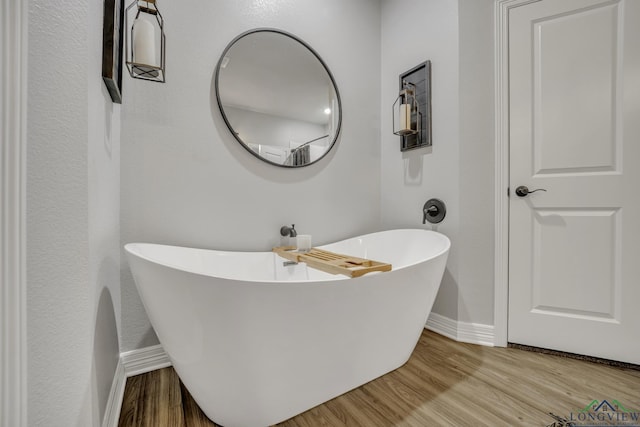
[508,0,640,364]
[531,208,620,319]
[533,3,620,174]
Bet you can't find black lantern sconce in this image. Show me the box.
[393,60,432,151]
[125,0,166,83]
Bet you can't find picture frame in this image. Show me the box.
[102,0,125,104]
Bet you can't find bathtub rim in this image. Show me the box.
[124,228,450,284]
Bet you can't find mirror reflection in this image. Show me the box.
[215,29,341,167]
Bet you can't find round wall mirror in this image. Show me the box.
[215,29,342,168]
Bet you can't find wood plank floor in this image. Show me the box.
[118,330,640,427]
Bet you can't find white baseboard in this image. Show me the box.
[102,345,171,427]
[102,359,125,427]
[121,344,172,377]
[426,312,495,347]
[425,311,458,341]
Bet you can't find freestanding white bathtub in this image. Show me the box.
[125,229,450,427]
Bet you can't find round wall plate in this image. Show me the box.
[424,198,446,224]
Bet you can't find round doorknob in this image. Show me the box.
[515,185,547,197]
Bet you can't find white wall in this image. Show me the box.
[381,0,495,326]
[120,0,382,351]
[26,0,121,425]
[458,0,495,325]
[381,0,461,320]
[88,0,122,422]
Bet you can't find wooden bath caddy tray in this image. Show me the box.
[273,246,392,278]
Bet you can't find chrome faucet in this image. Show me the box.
[280,224,297,238]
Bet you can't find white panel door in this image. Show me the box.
[508,0,640,364]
